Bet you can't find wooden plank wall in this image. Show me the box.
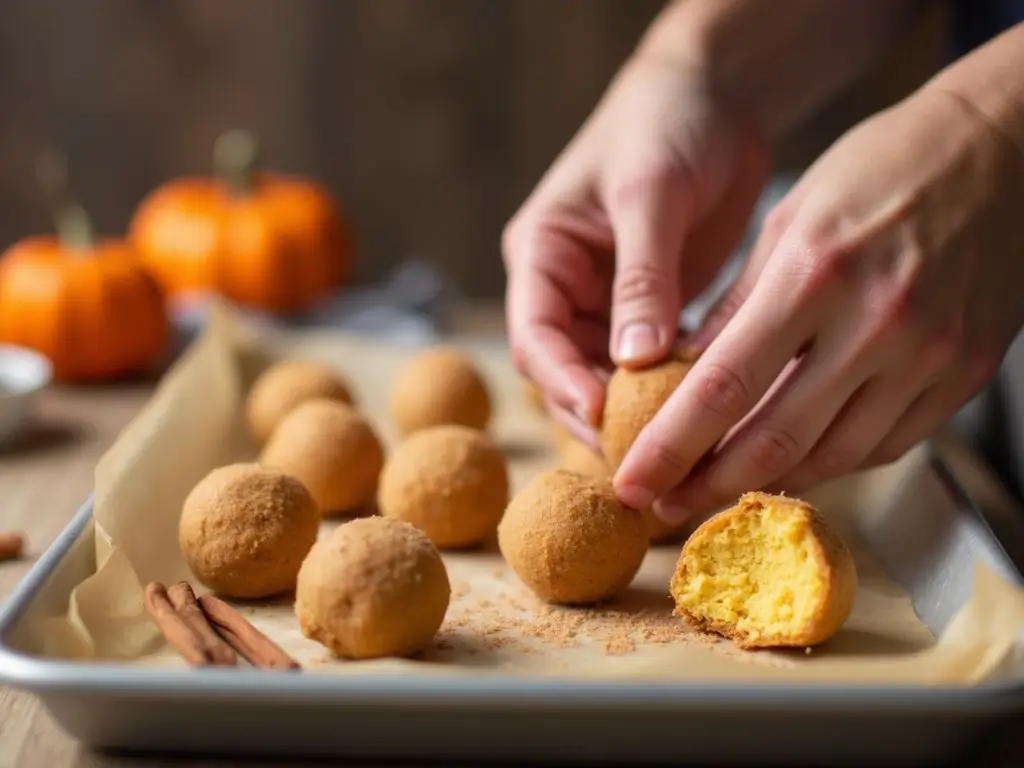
[0,0,947,299]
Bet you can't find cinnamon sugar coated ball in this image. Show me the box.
[377,425,509,548]
[246,359,355,445]
[178,463,320,599]
[295,516,451,660]
[671,492,858,649]
[389,347,491,436]
[600,348,698,469]
[557,433,686,544]
[260,398,384,515]
[497,469,648,605]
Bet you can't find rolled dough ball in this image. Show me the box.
[497,468,648,605]
[178,463,320,599]
[671,492,858,649]
[389,347,491,436]
[260,398,384,515]
[600,348,698,469]
[377,425,509,548]
[557,434,687,545]
[295,516,451,659]
[246,359,355,445]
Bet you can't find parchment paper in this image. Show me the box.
[19,303,1024,685]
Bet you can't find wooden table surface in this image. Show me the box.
[0,305,1018,767]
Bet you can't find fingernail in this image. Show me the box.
[615,483,655,511]
[617,323,660,363]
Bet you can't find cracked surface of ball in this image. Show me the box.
[178,463,320,599]
[378,425,509,548]
[497,468,648,605]
[295,516,451,660]
[389,347,491,436]
[260,398,384,515]
[246,359,354,445]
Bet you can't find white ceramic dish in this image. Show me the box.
[0,345,53,446]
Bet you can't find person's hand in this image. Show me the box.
[615,88,1024,521]
[502,53,769,446]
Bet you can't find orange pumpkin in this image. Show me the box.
[0,155,170,382]
[129,130,351,314]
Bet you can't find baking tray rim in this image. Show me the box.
[1,450,1023,717]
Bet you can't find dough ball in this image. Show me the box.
[556,435,686,545]
[295,516,451,660]
[600,348,698,469]
[179,463,320,599]
[389,347,491,436]
[246,359,355,445]
[671,492,858,649]
[260,398,384,515]
[497,469,648,605]
[378,425,509,548]
[557,435,610,479]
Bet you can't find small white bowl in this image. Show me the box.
[0,345,53,447]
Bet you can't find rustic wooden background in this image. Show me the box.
[0,0,948,299]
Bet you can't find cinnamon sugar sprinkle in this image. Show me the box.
[435,584,724,657]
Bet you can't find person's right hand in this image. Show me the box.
[502,52,770,448]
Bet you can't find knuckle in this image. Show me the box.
[810,443,861,480]
[609,164,679,210]
[693,362,753,419]
[920,321,965,374]
[613,263,667,306]
[646,436,691,478]
[747,423,803,477]
[786,230,852,301]
[867,441,908,468]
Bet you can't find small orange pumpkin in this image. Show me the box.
[0,154,170,383]
[129,130,351,314]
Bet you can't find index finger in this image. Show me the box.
[612,273,813,509]
[506,237,607,429]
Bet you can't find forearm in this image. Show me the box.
[923,22,1024,160]
[636,0,924,137]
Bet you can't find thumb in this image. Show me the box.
[607,165,693,368]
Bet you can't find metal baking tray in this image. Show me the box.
[1,436,1023,766]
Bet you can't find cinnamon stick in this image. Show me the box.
[198,594,300,671]
[144,582,231,667]
[167,581,237,667]
[0,532,24,561]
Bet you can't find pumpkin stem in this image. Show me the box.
[214,130,259,195]
[35,150,95,251]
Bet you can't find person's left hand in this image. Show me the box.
[614,87,1024,521]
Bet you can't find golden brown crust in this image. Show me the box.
[295,517,451,660]
[259,398,384,515]
[377,425,509,549]
[670,492,858,649]
[389,346,492,436]
[246,359,354,445]
[497,469,649,605]
[600,347,699,469]
[178,463,320,599]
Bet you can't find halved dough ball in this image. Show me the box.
[670,492,858,649]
